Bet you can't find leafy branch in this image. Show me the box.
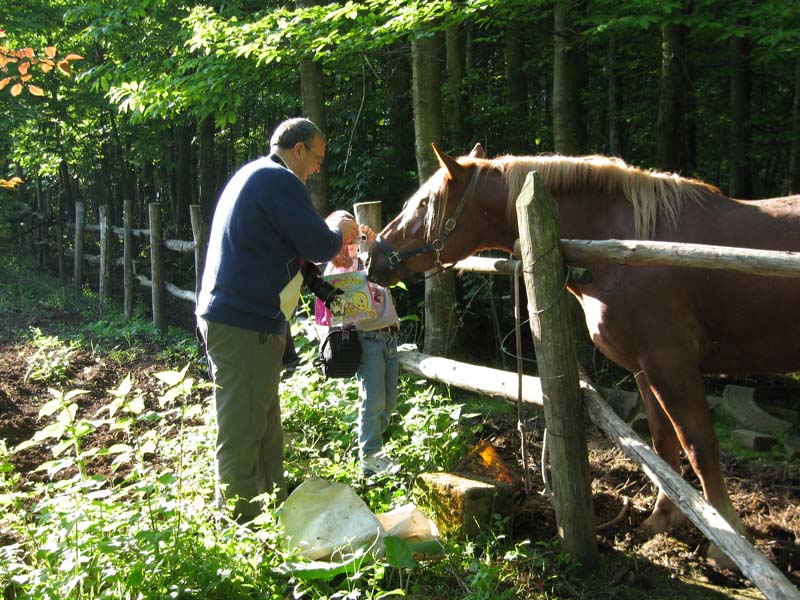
[0,28,83,98]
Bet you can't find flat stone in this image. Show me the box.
[720,385,792,435]
[413,472,514,539]
[602,388,640,422]
[628,409,651,439]
[784,437,800,460]
[730,429,777,452]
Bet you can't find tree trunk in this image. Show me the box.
[553,0,590,345]
[607,35,624,157]
[388,47,415,184]
[445,25,466,150]
[788,59,800,194]
[198,115,217,222]
[553,0,587,154]
[729,35,752,198]
[298,0,330,214]
[656,22,689,173]
[412,34,460,356]
[174,122,195,237]
[412,35,443,179]
[505,24,527,153]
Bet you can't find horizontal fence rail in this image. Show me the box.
[454,239,800,279]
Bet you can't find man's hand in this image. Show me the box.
[325,210,359,245]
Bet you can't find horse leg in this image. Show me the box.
[639,359,747,568]
[634,371,687,534]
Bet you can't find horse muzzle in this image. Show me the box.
[365,243,404,287]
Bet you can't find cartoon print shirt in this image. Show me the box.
[314,258,399,331]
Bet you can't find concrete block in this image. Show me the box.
[413,472,514,539]
[731,429,777,452]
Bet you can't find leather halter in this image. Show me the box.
[375,168,480,280]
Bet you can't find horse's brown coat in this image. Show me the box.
[367,145,800,557]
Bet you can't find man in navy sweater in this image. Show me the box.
[196,118,357,522]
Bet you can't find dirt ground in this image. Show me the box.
[1,301,798,599]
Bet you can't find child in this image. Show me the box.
[315,221,401,477]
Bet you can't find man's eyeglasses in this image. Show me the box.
[304,143,324,166]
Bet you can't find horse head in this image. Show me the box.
[366,143,510,286]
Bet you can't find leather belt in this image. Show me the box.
[373,325,399,334]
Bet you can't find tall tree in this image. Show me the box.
[788,59,800,194]
[198,115,218,220]
[607,35,624,156]
[444,24,466,150]
[173,121,195,237]
[729,34,752,198]
[656,20,689,173]
[504,24,527,153]
[297,0,330,215]
[553,0,587,154]
[412,33,459,356]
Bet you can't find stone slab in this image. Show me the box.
[413,472,514,539]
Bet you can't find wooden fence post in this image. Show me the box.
[515,171,598,572]
[123,195,134,319]
[73,201,85,294]
[353,200,382,245]
[149,203,167,334]
[98,205,112,313]
[190,204,206,305]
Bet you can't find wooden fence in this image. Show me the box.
[51,202,206,333]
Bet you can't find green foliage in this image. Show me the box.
[23,327,78,384]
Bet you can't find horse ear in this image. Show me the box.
[432,143,468,180]
[469,143,485,158]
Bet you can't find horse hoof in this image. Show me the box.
[706,542,738,571]
[639,510,685,535]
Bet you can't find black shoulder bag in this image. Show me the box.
[315,325,361,378]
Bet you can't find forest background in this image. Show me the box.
[2,0,800,355]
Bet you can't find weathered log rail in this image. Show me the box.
[51,202,206,332]
[454,239,800,280]
[396,346,798,599]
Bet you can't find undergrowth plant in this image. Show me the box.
[1,254,581,599]
[23,327,77,384]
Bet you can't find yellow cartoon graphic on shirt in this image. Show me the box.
[321,270,377,325]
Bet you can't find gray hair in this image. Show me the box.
[270,118,325,149]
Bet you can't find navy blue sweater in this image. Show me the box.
[196,154,342,333]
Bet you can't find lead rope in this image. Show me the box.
[514,261,532,495]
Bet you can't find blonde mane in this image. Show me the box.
[470,154,717,240]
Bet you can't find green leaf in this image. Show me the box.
[39,398,63,418]
[112,374,133,397]
[278,554,364,582]
[155,365,188,387]
[383,535,416,569]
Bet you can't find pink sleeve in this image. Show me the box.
[315,297,332,326]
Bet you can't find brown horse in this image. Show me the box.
[366,143,800,562]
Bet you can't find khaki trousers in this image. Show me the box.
[197,317,286,522]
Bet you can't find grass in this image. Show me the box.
[0,247,588,599]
